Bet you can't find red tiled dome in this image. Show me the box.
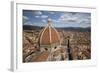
[39,20,60,45]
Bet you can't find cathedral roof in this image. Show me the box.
[39,19,60,45]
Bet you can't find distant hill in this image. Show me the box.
[23,25,43,30]
[56,27,91,32]
[23,25,91,32]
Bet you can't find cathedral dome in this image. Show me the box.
[39,19,60,45]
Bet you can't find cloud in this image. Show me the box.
[52,19,60,23]
[79,18,90,24]
[58,13,78,23]
[57,12,91,27]
[35,15,48,19]
[48,12,55,14]
[60,17,78,23]
[77,15,91,27]
[33,11,42,15]
[23,16,29,24]
[42,19,46,23]
[23,16,29,20]
[35,16,40,18]
[79,18,91,28]
[24,21,32,25]
[41,15,48,18]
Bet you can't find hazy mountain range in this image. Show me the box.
[23,25,91,32]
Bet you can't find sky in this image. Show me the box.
[23,10,91,28]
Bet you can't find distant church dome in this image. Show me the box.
[39,19,60,45]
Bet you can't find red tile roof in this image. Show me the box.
[34,51,50,62]
[39,23,60,45]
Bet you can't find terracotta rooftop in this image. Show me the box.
[34,51,50,62]
[39,20,60,45]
